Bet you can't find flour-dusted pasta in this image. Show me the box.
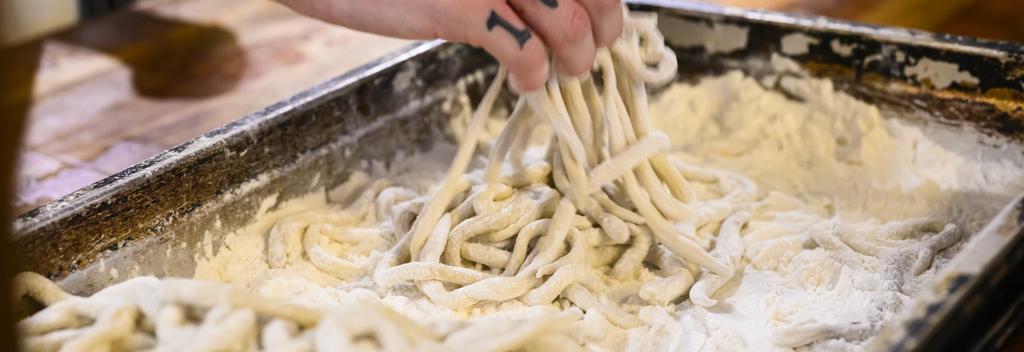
[13,272,581,352]
[15,8,985,351]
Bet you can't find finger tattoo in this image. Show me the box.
[487,10,532,49]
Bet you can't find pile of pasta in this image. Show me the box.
[13,271,581,351]
[14,9,964,351]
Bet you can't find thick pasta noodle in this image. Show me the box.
[14,9,962,351]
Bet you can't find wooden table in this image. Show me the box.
[7,0,1023,212]
[6,0,410,213]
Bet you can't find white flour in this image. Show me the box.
[652,71,1021,229]
[193,72,1024,351]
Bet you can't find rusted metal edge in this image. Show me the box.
[633,0,1024,59]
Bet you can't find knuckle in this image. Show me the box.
[559,5,592,46]
[490,34,545,72]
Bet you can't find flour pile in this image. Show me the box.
[14,10,1024,352]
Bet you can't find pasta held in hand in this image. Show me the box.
[14,9,971,351]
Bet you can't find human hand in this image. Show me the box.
[277,0,623,91]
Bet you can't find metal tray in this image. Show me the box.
[13,1,1024,350]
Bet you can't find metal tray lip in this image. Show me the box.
[13,40,446,237]
[895,195,1024,351]
[633,0,1024,58]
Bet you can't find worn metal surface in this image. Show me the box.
[637,0,1024,139]
[13,1,1024,350]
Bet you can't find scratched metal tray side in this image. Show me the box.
[12,41,498,291]
[637,0,1024,141]
[871,197,1024,351]
[641,2,1024,350]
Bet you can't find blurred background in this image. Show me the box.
[2,0,1022,214]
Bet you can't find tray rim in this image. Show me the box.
[633,0,1024,58]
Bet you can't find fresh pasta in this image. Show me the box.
[13,8,968,351]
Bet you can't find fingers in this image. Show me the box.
[508,0,596,76]
[278,0,624,92]
[577,0,624,47]
[433,2,551,91]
